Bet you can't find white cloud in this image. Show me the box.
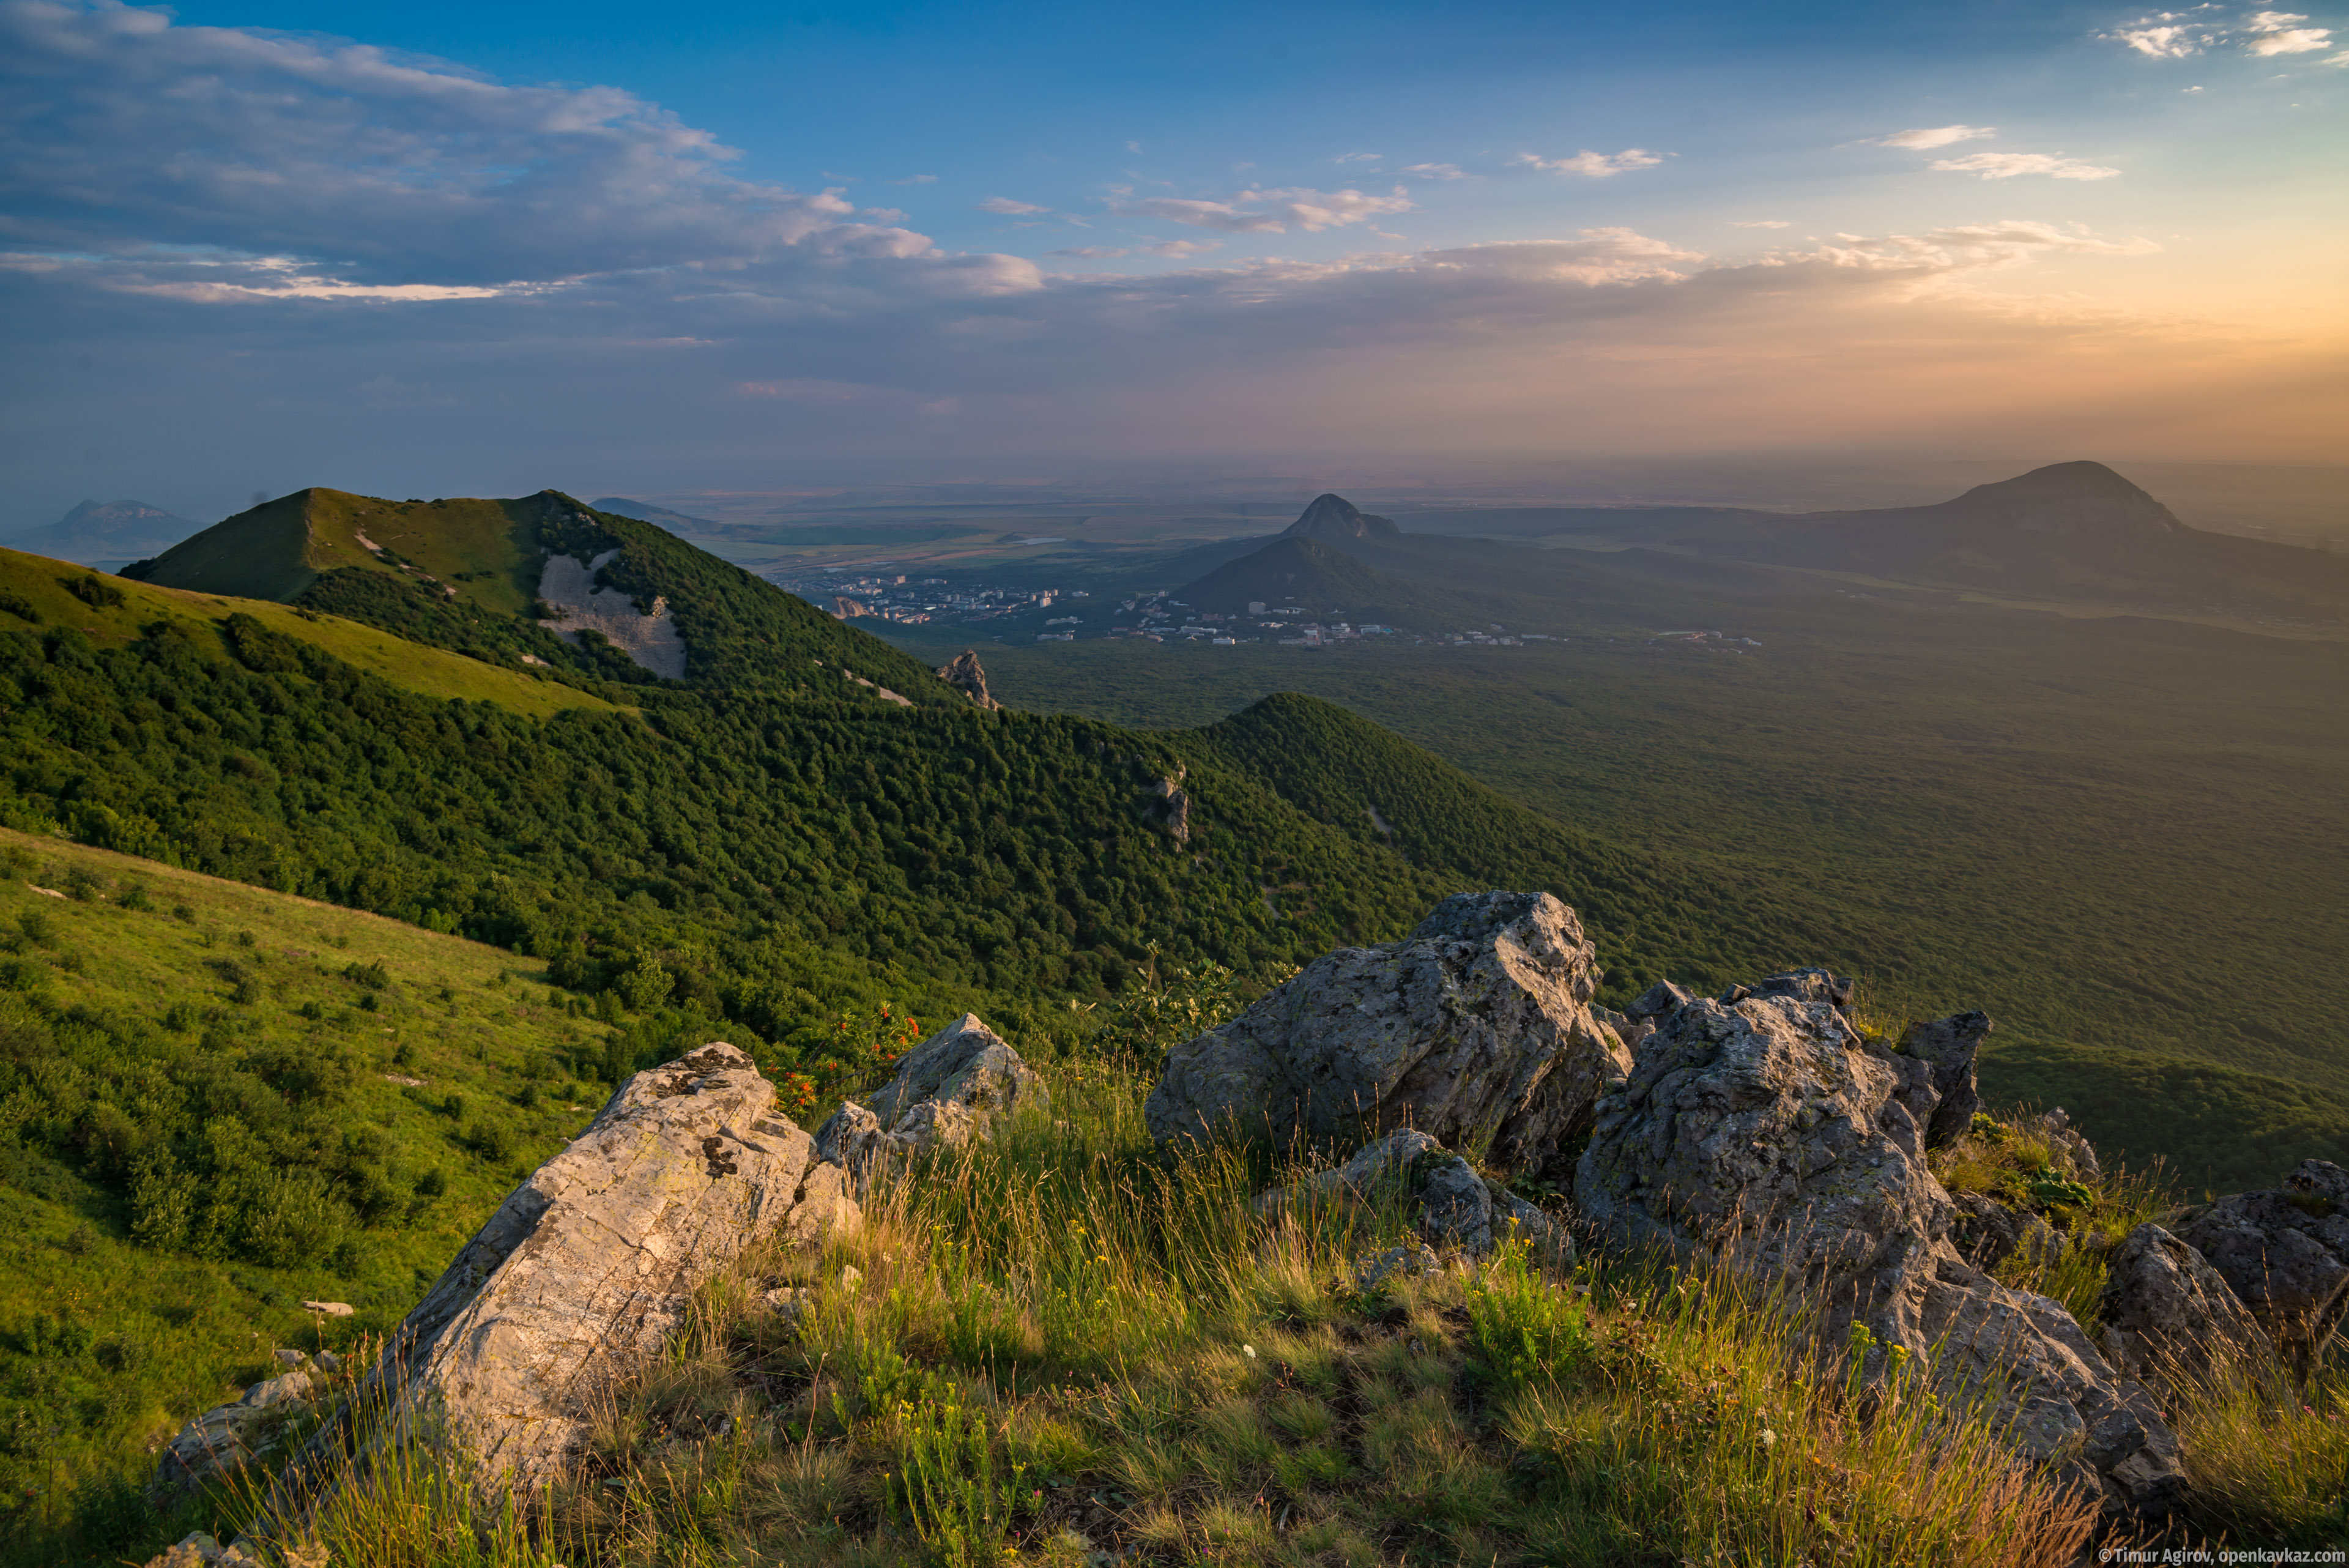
[2328,48,2349,62]
[1333,152,1382,163]
[2243,10,2335,51]
[891,174,940,185]
[1111,187,1413,234]
[1045,239,1220,261]
[1403,163,1468,180]
[1879,124,1995,149]
[1930,152,2123,180]
[1727,220,1791,228]
[0,0,944,285]
[2112,21,2205,56]
[978,197,1051,215]
[1125,141,1143,153]
[1512,149,1665,177]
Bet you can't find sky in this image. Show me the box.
[2,0,2344,524]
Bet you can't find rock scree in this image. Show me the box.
[1575,980,2184,1518]
[1146,891,1629,1184]
[344,1043,852,1496]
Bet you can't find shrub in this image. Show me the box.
[59,573,125,611]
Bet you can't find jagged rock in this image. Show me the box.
[2098,1223,2268,1382]
[2036,1108,2102,1184]
[142,1533,261,1568]
[815,1014,1045,1186]
[1135,768,1191,846]
[2173,1159,2349,1358]
[148,1370,319,1508]
[1896,1011,1987,1148]
[935,648,1001,709]
[1255,1129,1566,1260]
[1147,891,1631,1184]
[328,1043,856,1496]
[1628,980,1695,1019]
[1950,1192,2059,1273]
[1576,986,2182,1518]
[1749,967,1855,1009]
[1351,1243,1441,1293]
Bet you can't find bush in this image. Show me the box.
[241,1169,349,1269]
[60,573,125,611]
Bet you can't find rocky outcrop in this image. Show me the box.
[1255,1129,1562,1260]
[1146,891,1630,1185]
[2173,1159,2349,1359]
[1575,984,2183,1518]
[149,1362,325,1508]
[343,1043,854,1495]
[2036,1107,2102,1185]
[1135,767,1191,846]
[537,549,686,678]
[815,1014,1045,1187]
[935,649,1001,709]
[2098,1223,2268,1382]
[1950,1191,2059,1273]
[1897,1011,1987,1148]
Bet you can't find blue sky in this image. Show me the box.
[2,0,2342,523]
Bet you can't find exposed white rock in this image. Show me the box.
[815,1013,1046,1187]
[536,549,686,678]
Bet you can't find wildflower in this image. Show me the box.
[1243,1344,1257,1360]
[1760,1429,1776,1447]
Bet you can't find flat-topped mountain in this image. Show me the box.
[7,497,198,569]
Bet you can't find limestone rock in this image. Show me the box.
[815,1014,1045,1185]
[2036,1108,2102,1184]
[1950,1192,2059,1273]
[1627,980,1696,1019]
[149,1370,319,1507]
[142,1533,261,1568]
[1896,1011,1987,1148]
[1575,986,2181,1518]
[2098,1223,2268,1382]
[1146,891,1630,1184]
[935,649,1001,709]
[1257,1128,1565,1260]
[350,1043,855,1495]
[2173,1159,2349,1358]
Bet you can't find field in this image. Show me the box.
[881,551,2349,1194]
[0,828,659,1550]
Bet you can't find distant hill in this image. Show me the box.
[7,497,198,569]
[1177,535,1488,626]
[590,496,721,532]
[1283,492,1403,543]
[117,487,954,699]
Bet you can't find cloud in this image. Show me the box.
[977,197,1050,215]
[1512,149,1665,177]
[1930,152,2123,180]
[1111,187,1413,234]
[1125,141,1143,153]
[2243,10,2334,51]
[0,0,953,286]
[2111,21,2205,56]
[891,174,939,185]
[1879,125,1995,149]
[1332,152,1382,163]
[1727,220,1791,228]
[1045,239,1221,261]
[1403,163,1468,180]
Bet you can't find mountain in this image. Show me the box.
[1283,491,1403,542]
[589,496,721,532]
[7,497,198,569]
[1176,535,1488,625]
[117,486,954,697]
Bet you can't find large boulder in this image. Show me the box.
[1575,987,2182,1518]
[815,1013,1045,1185]
[2098,1222,2268,1383]
[1146,891,1630,1183]
[2173,1159,2349,1358]
[345,1043,855,1495]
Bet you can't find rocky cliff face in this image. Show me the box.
[935,648,1001,708]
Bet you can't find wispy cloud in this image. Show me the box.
[1878,124,1995,149]
[1929,152,2123,180]
[1333,152,1382,163]
[1110,187,1414,234]
[1512,149,1664,177]
[1045,239,1220,259]
[2105,8,2335,58]
[891,174,940,185]
[1727,220,1791,228]
[1403,163,1468,180]
[977,197,1051,215]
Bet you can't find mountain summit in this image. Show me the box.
[6,497,197,569]
[1283,493,1402,542]
[1932,460,2182,539]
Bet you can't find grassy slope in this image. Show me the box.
[0,830,633,1529]
[0,546,619,723]
[882,552,2349,1194]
